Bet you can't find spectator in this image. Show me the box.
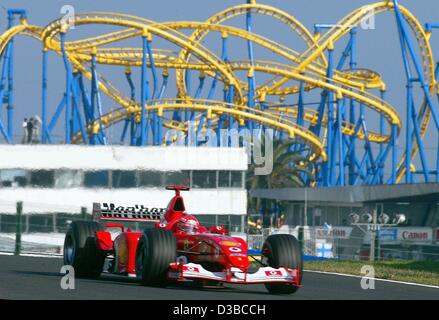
[26,118,34,143]
[22,118,28,144]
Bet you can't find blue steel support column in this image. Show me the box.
[245,0,256,134]
[191,72,205,121]
[157,69,168,146]
[394,0,439,183]
[90,48,98,145]
[405,81,413,183]
[311,91,327,137]
[349,28,357,185]
[60,31,72,144]
[216,31,230,146]
[78,73,92,121]
[70,71,78,137]
[71,72,88,144]
[184,70,191,122]
[437,131,439,182]
[121,67,136,145]
[393,1,414,183]
[379,89,386,184]
[336,95,345,186]
[391,124,398,184]
[228,85,235,146]
[247,68,255,132]
[291,78,306,154]
[6,13,14,142]
[139,31,150,146]
[297,80,305,127]
[410,94,430,182]
[394,3,439,132]
[246,0,256,92]
[0,48,11,143]
[326,41,335,186]
[436,62,439,182]
[41,48,48,143]
[146,33,159,145]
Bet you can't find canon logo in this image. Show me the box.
[401,231,428,240]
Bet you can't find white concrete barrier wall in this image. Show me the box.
[0,145,248,171]
[0,188,247,215]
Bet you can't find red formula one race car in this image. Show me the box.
[63,186,302,294]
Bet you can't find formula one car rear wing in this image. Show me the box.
[92,202,165,222]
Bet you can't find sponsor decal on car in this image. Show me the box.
[220,241,241,247]
[228,247,242,253]
[100,203,166,220]
[183,266,200,273]
[230,253,247,257]
[265,270,282,276]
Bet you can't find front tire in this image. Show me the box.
[63,221,105,278]
[135,228,176,287]
[262,234,303,294]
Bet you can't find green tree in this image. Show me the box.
[246,138,315,225]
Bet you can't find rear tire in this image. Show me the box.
[135,228,176,287]
[262,234,303,294]
[63,221,105,278]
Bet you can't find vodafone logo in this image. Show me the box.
[228,247,242,253]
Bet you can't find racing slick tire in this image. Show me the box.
[63,221,106,278]
[136,228,176,287]
[262,234,303,294]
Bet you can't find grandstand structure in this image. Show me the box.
[1,0,439,187]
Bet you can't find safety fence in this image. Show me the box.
[246,226,439,261]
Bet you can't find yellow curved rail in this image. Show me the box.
[0,1,436,183]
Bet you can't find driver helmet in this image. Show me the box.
[176,215,200,234]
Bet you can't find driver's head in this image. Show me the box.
[176,215,200,234]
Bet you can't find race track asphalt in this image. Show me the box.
[0,255,438,300]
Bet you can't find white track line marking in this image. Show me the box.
[0,251,62,259]
[304,269,439,289]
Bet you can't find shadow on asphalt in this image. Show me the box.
[13,269,273,296]
[13,270,62,278]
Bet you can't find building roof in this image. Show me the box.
[250,183,439,204]
[0,145,248,171]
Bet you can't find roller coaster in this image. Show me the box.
[0,0,439,187]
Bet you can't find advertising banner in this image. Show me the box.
[378,228,397,241]
[398,227,432,242]
[316,227,353,239]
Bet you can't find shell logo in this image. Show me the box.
[220,241,241,247]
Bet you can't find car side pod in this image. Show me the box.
[167,262,301,285]
[96,231,113,251]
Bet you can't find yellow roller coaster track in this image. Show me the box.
[0,1,436,184]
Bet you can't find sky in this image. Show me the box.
[0,0,439,179]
